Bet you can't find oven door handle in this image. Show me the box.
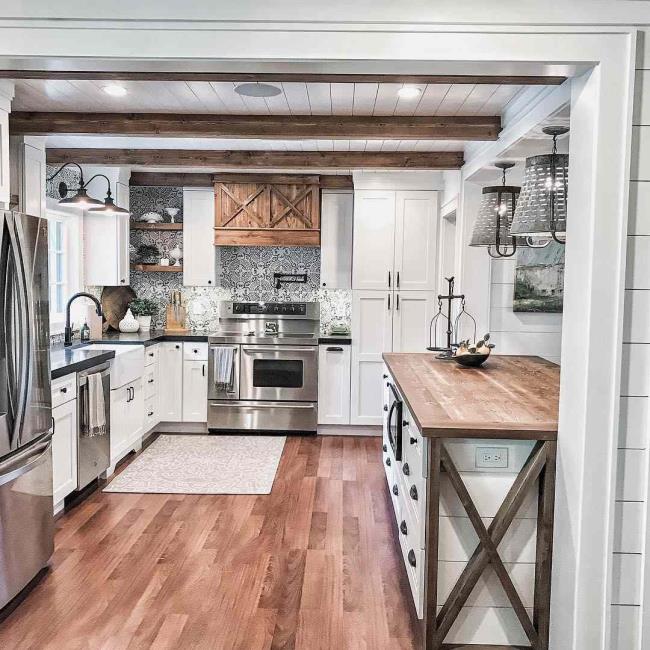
[210,403,316,410]
[242,346,317,354]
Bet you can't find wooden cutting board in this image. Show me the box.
[101,286,137,331]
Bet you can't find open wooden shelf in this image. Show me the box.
[131,264,183,273]
[131,222,183,231]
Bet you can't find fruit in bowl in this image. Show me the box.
[453,334,495,367]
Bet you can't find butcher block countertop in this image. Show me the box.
[382,353,560,440]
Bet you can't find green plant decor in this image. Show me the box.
[129,298,158,317]
[136,244,160,263]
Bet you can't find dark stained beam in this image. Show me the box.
[46,149,464,170]
[129,171,353,188]
[2,70,566,85]
[12,112,500,141]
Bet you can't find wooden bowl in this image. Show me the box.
[453,352,490,367]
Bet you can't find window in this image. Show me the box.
[46,203,81,332]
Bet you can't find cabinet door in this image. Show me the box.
[394,191,439,291]
[183,188,216,287]
[352,190,396,290]
[183,359,208,422]
[320,191,353,290]
[392,291,436,353]
[351,290,393,425]
[84,214,129,287]
[159,342,183,421]
[127,378,144,446]
[110,385,130,463]
[22,142,46,218]
[52,399,77,506]
[318,344,351,425]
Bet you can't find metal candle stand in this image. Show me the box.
[427,276,477,358]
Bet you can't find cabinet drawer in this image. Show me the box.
[403,413,426,479]
[51,374,76,408]
[184,342,208,361]
[144,365,158,400]
[397,507,425,619]
[144,396,157,431]
[398,459,427,550]
[144,345,158,367]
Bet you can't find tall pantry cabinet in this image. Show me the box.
[351,190,438,425]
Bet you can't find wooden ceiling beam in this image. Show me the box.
[1,70,566,85]
[12,112,500,141]
[46,149,465,170]
[129,171,352,188]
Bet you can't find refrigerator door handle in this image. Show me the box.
[0,437,51,488]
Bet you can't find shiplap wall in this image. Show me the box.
[489,258,562,365]
[610,34,650,650]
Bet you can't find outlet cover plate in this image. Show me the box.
[476,446,509,469]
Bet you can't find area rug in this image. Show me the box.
[103,434,286,495]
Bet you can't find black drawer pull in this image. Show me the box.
[147,411,154,417]
[326,347,344,352]
[148,352,154,357]
[382,374,388,379]
[410,485,418,501]
[400,520,408,536]
[410,437,417,445]
[383,404,388,412]
[60,387,67,393]
[382,444,387,453]
[403,463,410,476]
[148,379,154,384]
[408,550,416,568]
[175,345,180,349]
[385,457,391,467]
[392,484,399,496]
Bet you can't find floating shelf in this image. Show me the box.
[131,222,183,231]
[131,264,183,273]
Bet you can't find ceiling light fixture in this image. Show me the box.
[510,126,569,245]
[470,162,524,258]
[103,84,127,97]
[398,86,422,100]
[234,82,282,98]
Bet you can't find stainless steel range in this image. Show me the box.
[208,301,319,433]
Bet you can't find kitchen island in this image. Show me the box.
[381,353,559,650]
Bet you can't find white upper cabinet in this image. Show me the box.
[320,190,353,290]
[353,190,438,292]
[352,190,396,290]
[394,191,439,291]
[10,136,45,218]
[392,291,436,352]
[183,188,216,287]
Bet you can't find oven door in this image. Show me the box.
[240,345,318,402]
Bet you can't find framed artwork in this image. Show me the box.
[513,240,564,313]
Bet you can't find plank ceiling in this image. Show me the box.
[13,80,524,117]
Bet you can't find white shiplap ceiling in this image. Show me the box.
[13,79,525,117]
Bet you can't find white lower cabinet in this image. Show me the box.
[110,378,144,464]
[318,344,351,425]
[52,398,77,510]
[159,342,183,421]
[182,359,208,422]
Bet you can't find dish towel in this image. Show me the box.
[213,347,235,390]
[84,372,107,438]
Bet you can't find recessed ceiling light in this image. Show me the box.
[398,86,422,100]
[235,82,282,98]
[103,84,127,97]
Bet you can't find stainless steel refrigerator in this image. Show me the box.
[0,211,53,610]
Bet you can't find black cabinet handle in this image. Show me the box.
[392,484,399,496]
[175,345,180,349]
[148,379,154,384]
[387,293,391,310]
[193,349,198,354]
[388,270,391,288]
[51,416,55,435]
[326,347,343,352]
[410,437,417,446]
[400,520,408,536]
[383,404,388,412]
[208,280,212,284]
[148,352,154,357]
[396,293,400,310]
[403,462,410,476]
[382,444,387,452]
[382,374,388,379]
[410,485,418,501]
[408,550,416,568]
[396,271,400,289]
[402,420,409,427]
[385,457,391,467]
[147,411,154,417]
[60,387,67,393]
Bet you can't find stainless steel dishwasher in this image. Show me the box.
[77,363,111,490]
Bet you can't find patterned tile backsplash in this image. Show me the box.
[126,186,351,334]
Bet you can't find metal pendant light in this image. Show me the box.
[510,126,569,244]
[470,161,522,258]
[86,174,130,215]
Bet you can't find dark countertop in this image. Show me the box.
[318,335,351,345]
[383,353,559,440]
[89,330,213,346]
[50,346,115,380]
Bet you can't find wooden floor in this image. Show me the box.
[0,435,421,650]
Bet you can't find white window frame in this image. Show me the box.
[45,197,82,333]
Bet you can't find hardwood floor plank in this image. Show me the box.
[0,436,418,650]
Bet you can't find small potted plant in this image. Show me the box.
[129,298,157,330]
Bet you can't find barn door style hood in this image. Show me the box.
[213,174,321,246]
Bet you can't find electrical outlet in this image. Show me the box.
[475,446,509,469]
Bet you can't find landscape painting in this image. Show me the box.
[513,240,565,313]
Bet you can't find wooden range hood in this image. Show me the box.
[214,174,325,246]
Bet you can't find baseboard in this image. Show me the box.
[317,424,381,437]
[155,421,209,434]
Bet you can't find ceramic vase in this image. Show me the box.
[119,308,140,333]
[136,315,152,330]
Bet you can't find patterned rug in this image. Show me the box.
[104,434,286,494]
